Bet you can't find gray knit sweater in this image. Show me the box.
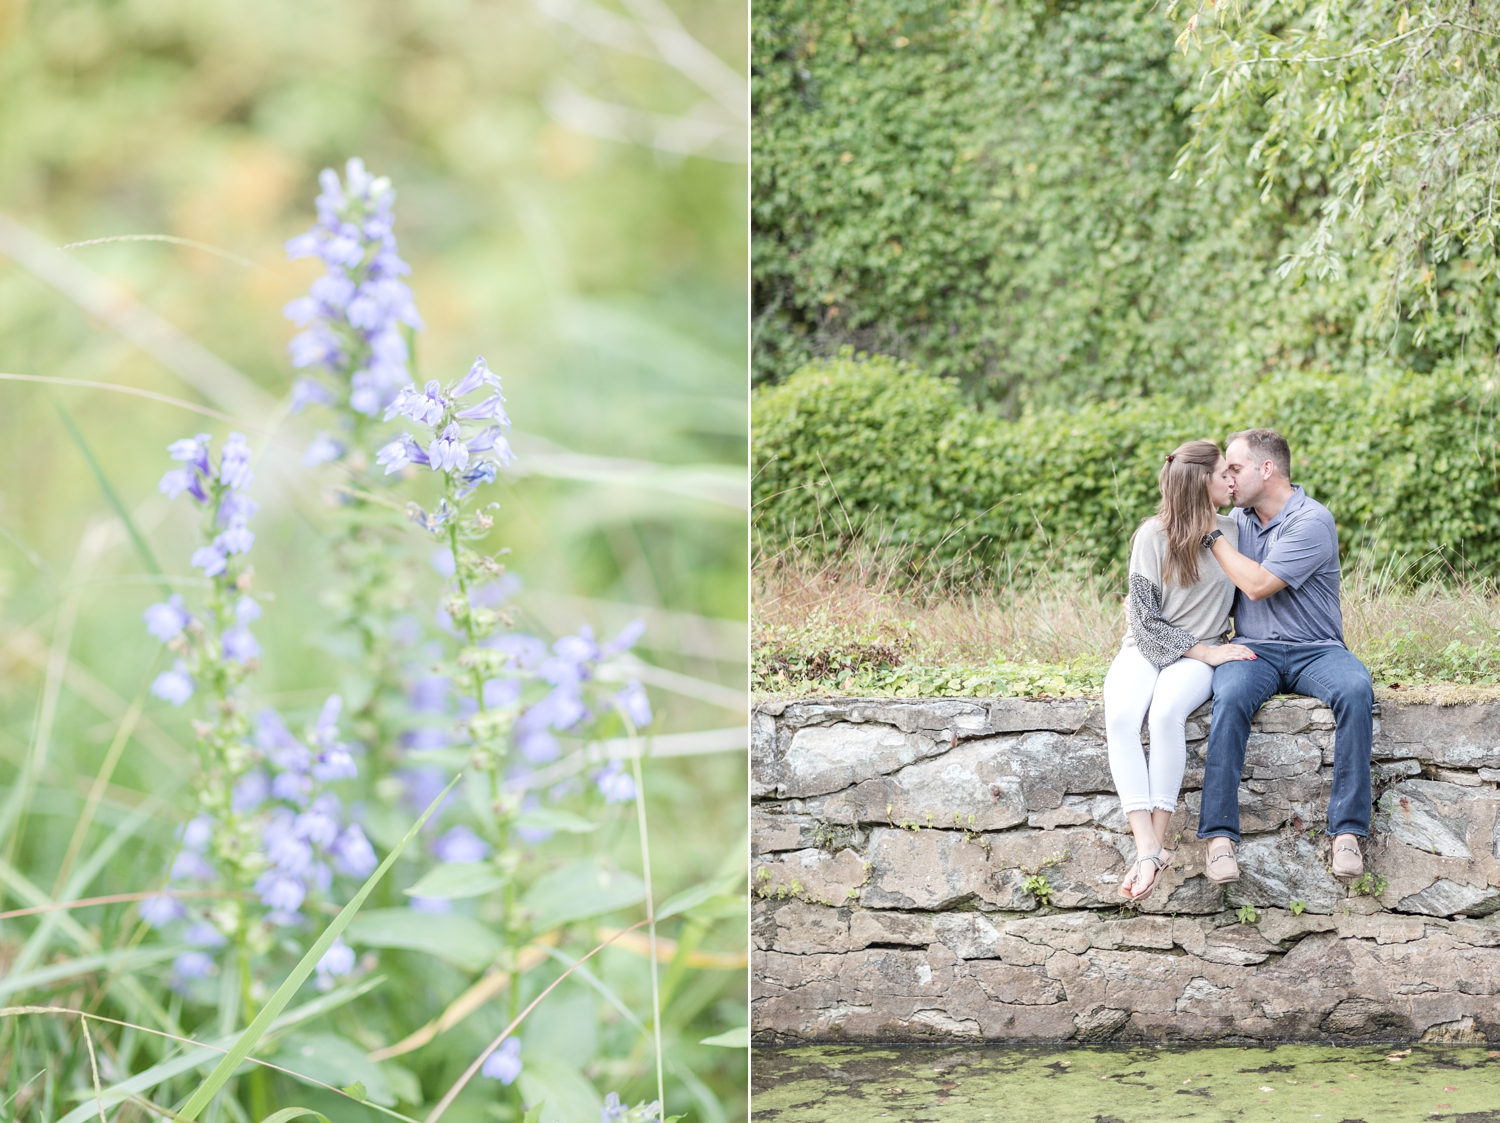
[1123,515,1239,669]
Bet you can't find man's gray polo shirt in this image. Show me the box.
[1231,485,1345,646]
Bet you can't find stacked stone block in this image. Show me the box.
[752,696,1500,1042]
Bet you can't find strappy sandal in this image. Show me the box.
[1129,849,1173,902]
[1331,835,1364,880]
[1205,842,1240,884]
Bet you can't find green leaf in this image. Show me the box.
[402,861,506,900]
[521,859,646,930]
[341,1081,367,1103]
[657,872,743,920]
[515,807,600,834]
[345,908,502,972]
[274,1034,393,1105]
[257,1111,332,1123]
[700,1026,750,1048]
[517,1056,602,1123]
[177,775,460,1121]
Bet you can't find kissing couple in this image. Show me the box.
[1104,428,1373,901]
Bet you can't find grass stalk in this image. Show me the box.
[626,719,666,1122]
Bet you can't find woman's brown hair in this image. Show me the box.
[1154,439,1222,587]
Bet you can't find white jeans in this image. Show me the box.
[1103,645,1214,814]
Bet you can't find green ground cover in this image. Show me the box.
[753,1043,1500,1122]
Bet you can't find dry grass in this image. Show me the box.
[753,543,1500,688]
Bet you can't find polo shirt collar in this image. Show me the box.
[1245,484,1305,534]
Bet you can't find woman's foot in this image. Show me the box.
[1129,848,1174,902]
[1205,838,1240,883]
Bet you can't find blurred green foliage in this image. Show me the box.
[0,0,747,1120]
[753,351,1500,579]
[751,0,1499,405]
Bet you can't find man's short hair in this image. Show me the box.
[1229,428,1292,479]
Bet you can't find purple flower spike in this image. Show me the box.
[151,661,195,706]
[481,1038,523,1085]
[190,543,228,578]
[455,392,510,426]
[144,594,191,642]
[180,814,214,851]
[452,356,501,398]
[318,937,356,978]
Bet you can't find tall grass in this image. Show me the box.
[753,539,1500,696]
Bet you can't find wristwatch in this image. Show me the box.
[1201,529,1224,549]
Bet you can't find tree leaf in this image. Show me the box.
[521,860,645,930]
[515,808,600,834]
[402,861,506,900]
[700,1026,750,1048]
[345,909,502,972]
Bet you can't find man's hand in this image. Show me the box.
[1210,537,1288,601]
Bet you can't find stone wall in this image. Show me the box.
[751,695,1500,1043]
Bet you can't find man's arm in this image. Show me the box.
[1210,537,1287,601]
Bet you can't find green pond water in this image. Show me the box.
[753,1044,1500,1122]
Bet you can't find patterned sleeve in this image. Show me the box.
[1127,572,1199,669]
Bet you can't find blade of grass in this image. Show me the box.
[80,1015,107,1123]
[422,919,650,1123]
[0,889,242,922]
[47,387,171,596]
[176,775,461,1121]
[52,677,154,895]
[0,946,185,1003]
[627,720,666,1122]
[50,975,388,1123]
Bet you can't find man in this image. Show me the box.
[1199,428,1372,882]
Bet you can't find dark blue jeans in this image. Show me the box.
[1197,642,1374,843]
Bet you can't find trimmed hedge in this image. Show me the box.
[752,352,1500,577]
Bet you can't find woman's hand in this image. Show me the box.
[1186,642,1258,666]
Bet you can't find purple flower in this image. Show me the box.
[427,423,469,472]
[151,661,195,706]
[456,459,497,499]
[158,468,197,500]
[296,795,343,846]
[290,377,337,412]
[180,814,214,851]
[255,870,306,912]
[614,681,652,728]
[236,596,262,622]
[481,1038,523,1085]
[455,392,510,426]
[409,895,452,914]
[385,380,448,426]
[219,433,254,490]
[222,625,260,664]
[303,432,345,466]
[310,695,343,744]
[168,434,212,474]
[452,356,500,398]
[144,595,191,642]
[518,728,560,764]
[185,921,227,947]
[273,771,313,805]
[190,544,227,578]
[317,937,356,978]
[594,760,636,804]
[232,770,270,812]
[139,893,185,928]
[410,675,450,712]
[603,619,647,655]
[170,850,216,882]
[216,523,255,557]
[174,951,216,979]
[482,677,520,709]
[433,825,491,864]
[266,831,315,877]
[376,433,430,474]
[331,824,378,878]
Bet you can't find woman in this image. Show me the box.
[1106,440,1257,901]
